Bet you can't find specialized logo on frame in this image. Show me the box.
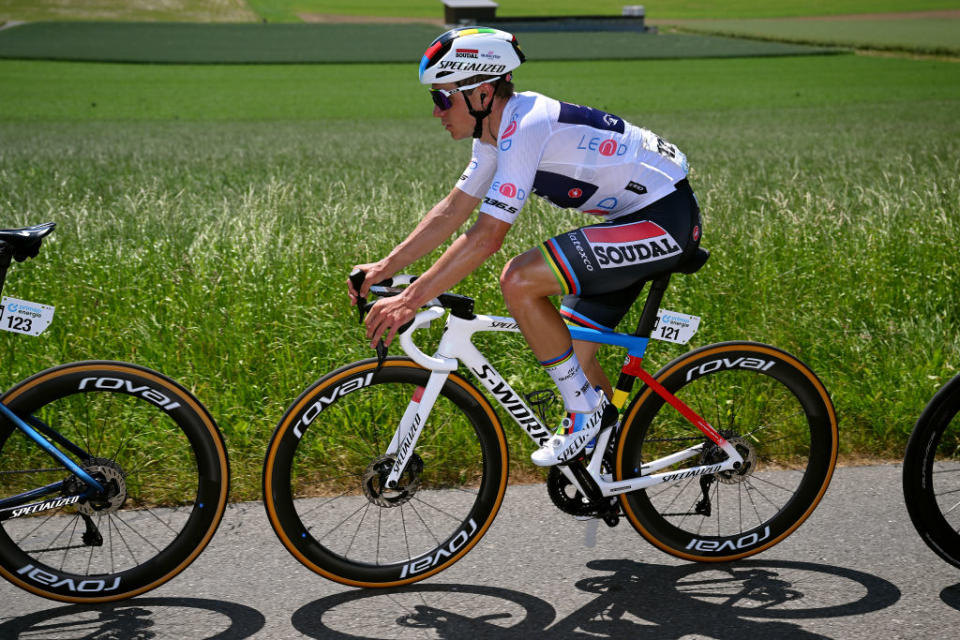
[583,221,681,268]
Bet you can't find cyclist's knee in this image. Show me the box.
[499,256,528,301]
[500,256,539,302]
[500,251,557,302]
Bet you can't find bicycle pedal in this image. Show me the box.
[602,512,620,527]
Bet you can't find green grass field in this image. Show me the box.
[1,52,958,499]
[0,0,258,23]
[0,22,837,64]
[3,0,959,22]
[660,17,960,56]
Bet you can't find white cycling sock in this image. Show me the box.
[540,347,602,414]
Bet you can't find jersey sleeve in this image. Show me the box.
[455,140,497,199]
[477,103,550,225]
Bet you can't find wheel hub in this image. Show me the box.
[362,454,423,508]
[716,436,758,484]
[76,457,127,515]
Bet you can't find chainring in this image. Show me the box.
[547,467,606,517]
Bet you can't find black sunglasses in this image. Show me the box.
[429,79,489,111]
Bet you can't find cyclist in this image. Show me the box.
[350,27,701,467]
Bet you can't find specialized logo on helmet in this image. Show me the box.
[438,61,506,74]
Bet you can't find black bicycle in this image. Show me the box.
[0,223,230,602]
[903,373,960,569]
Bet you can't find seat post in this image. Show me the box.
[632,274,671,338]
[0,245,11,297]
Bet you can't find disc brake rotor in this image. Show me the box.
[362,454,423,508]
[76,457,127,515]
[715,436,758,484]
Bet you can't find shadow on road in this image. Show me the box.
[942,582,960,612]
[293,558,901,639]
[0,597,265,639]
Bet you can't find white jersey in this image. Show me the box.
[457,91,689,225]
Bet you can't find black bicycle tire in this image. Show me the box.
[616,341,838,562]
[0,360,229,602]
[902,373,960,569]
[263,357,508,587]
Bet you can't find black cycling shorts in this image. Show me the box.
[538,180,702,331]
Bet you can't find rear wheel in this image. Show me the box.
[903,374,960,568]
[264,357,508,587]
[0,361,229,602]
[617,342,838,562]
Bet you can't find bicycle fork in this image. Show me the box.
[382,370,451,489]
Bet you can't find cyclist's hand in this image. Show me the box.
[365,294,418,348]
[348,262,389,305]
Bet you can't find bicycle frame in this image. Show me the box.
[0,241,105,517]
[380,305,745,497]
[0,403,104,519]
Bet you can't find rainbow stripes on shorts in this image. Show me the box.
[539,239,581,296]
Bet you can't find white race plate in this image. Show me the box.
[652,309,700,344]
[0,297,55,336]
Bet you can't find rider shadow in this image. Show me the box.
[0,597,266,640]
[293,558,900,639]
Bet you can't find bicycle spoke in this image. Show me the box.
[59,515,82,571]
[315,500,369,544]
[343,504,372,559]
[411,495,474,524]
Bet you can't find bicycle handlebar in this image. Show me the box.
[349,269,476,369]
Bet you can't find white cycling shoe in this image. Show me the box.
[531,396,613,467]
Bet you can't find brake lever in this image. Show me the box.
[349,268,367,325]
[352,268,392,371]
[375,339,388,370]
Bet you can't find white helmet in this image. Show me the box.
[419,27,525,85]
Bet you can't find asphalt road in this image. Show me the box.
[1,464,958,639]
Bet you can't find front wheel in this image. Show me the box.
[263,357,509,587]
[903,374,960,569]
[0,361,229,602]
[616,342,838,562]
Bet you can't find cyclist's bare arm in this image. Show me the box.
[349,187,481,302]
[365,212,511,347]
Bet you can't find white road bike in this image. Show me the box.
[263,249,838,587]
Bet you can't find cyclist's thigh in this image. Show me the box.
[542,183,701,331]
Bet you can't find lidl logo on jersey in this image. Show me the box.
[584,222,681,269]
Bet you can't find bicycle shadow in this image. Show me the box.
[292,558,901,639]
[0,597,265,640]
[942,582,960,612]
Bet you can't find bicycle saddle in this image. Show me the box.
[0,222,56,262]
[674,247,710,275]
